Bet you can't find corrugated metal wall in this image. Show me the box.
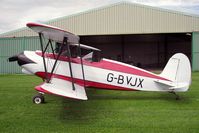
[0,36,40,73]
[192,32,199,71]
[1,2,199,37]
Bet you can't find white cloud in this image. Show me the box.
[0,0,199,34]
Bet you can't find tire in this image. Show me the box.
[33,94,44,104]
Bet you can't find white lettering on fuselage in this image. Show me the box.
[106,73,144,88]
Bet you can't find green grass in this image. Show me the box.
[0,73,199,133]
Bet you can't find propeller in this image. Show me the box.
[8,52,35,66]
[8,54,19,62]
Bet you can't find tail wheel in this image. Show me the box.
[33,94,45,104]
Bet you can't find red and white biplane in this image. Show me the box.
[9,22,191,104]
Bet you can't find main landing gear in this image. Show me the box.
[32,93,45,104]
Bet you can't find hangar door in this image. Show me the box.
[80,33,191,70]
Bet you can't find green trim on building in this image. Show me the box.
[192,32,199,71]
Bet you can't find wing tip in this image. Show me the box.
[35,84,88,100]
[26,22,37,28]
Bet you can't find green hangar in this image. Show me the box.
[0,2,199,73]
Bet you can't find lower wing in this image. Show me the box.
[35,78,87,100]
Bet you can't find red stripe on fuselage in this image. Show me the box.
[35,72,136,91]
[36,52,169,81]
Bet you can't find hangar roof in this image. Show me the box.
[1,1,199,37]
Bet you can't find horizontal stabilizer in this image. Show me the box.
[155,80,174,87]
[155,80,189,90]
[35,78,87,100]
[169,83,190,90]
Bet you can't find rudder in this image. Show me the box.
[160,53,191,92]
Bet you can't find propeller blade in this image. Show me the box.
[8,55,18,62]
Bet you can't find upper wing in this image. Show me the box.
[27,22,79,44]
[35,78,87,100]
[27,22,101,51]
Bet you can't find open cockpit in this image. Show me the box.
[55,42,102,62]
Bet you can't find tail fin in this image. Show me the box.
[160,53,191,92]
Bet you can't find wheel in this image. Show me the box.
[33,94,45,104]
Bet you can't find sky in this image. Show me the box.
[0,0,199,34]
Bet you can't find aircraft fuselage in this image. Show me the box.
[16,51,176,92]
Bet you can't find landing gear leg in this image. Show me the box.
[33,93,45,104]
[170,91,180,100]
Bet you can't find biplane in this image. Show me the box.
[9,22,191,104]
